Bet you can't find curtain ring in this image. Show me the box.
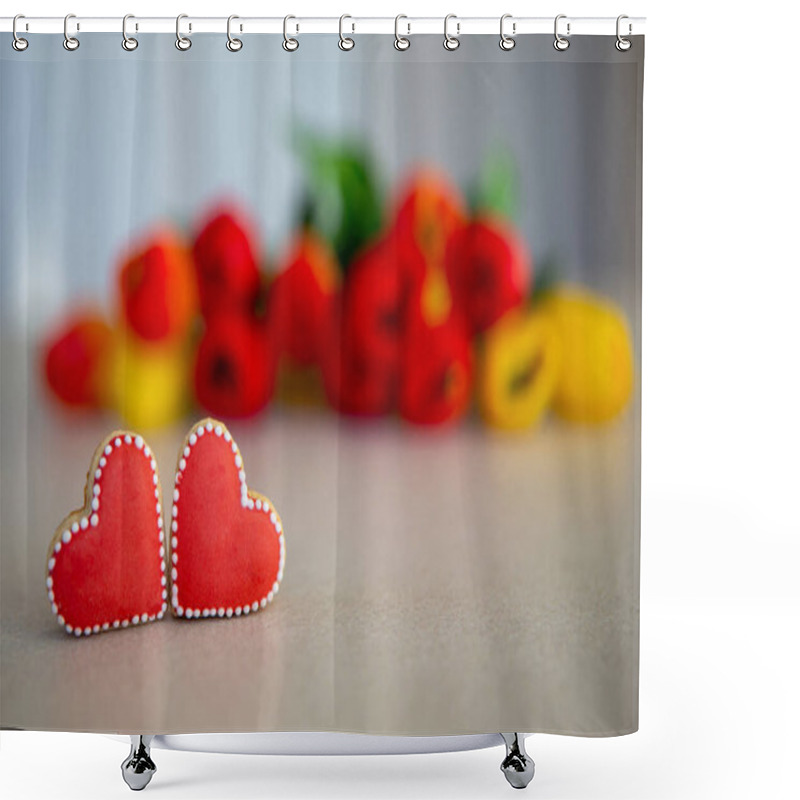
[443,14,460,51]
[175,14,192,51]
[283,15,299,51]
[553,14,570,51]
[122,14,138,51]
[63,14,80,51]
[339,14,355,51]
[227,15,243,51]
[12,15,28,52]
[615,14,632,51]
[394,15,410,51]
[499,14,515,51]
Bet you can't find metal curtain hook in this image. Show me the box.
[443,14,460,51]
[227,15,243,51]
[394,14,410,51]
[554,14,570,51]
[12,14,28,51]
[63,13,80,51]
[616,14,632,51]
[500,14,516,51]
[122,14,138,51]
[283,15,299,51]
[175,14,192,51]
[339,14,355,50]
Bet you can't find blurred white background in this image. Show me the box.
[1,1,798,799]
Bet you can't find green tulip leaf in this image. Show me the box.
[471,147,519,222]
[530,252,561,303]
[294,132,384,270]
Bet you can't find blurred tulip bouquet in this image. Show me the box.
[42,138,634,432]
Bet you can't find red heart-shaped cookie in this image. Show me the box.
[170,419,285,619]
[46,432,168,636]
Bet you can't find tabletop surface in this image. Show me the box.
[1,360,639,737]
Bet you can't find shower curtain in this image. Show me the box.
[0,27,643,737]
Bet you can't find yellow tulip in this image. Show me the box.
[109,331,191,430]
[537,286,634,424]
[479,307,562,430]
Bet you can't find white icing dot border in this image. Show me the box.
[46,431,168,637]
[170,418,286,620]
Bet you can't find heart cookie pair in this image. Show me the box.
[46,419,285,637]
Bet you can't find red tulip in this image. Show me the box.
[400,309,473,426]
[192,208,261,318]
[393,169,467,286]
[343,239,408,367]
[193,312,275,418]
[269,231,339,367]
[323,239,408,416]
[117,229,197,342]
[445,217,531,335]
[326,345,399,417]
[43,312,112,408]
